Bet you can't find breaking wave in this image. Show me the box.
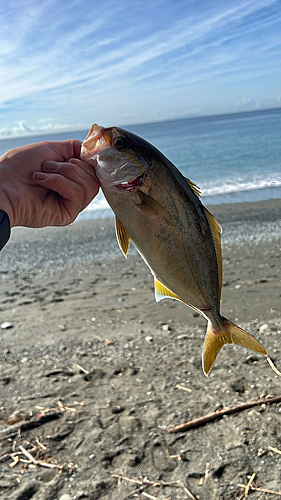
[77,172,281,220]
[199,173,281,197]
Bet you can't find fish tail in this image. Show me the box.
[202,317,267,376]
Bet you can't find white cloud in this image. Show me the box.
[235,97,264,110]
[0,120,82,138]
[0,0,280,135]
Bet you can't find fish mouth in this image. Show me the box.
[114,171,145,190]
[81,124,147,189]
[81,124,110,160]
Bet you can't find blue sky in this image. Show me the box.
[0,0,280,137]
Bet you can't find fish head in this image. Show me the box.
[81,124,148,190]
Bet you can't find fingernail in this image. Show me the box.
[33,172,49,180]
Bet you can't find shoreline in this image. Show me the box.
[9,196,281,238]
[2,198,280,273]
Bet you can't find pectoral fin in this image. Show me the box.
[115,217,130,257]
[139,191,168,217]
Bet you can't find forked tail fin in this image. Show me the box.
[202,317,267,376]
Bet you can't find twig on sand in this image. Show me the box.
[268,445,281,456]
[267,356,281,377]
[112,474,197,499]
[19,445,63,469]
[9,455,19,468]
[198,462,210,486]
[2,439,64,470]
[237,481,281,497]
[175,384,193,393]
[19,445,37,464]
[141,492,157,499]
[167,395,281,433]
[0,410,63,441]
[73,363,89,374]
[244,473,256,498]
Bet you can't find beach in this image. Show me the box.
[0,198,281,500]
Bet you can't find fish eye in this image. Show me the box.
[113,136,126,149]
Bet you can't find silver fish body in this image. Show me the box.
[81,124,267,375]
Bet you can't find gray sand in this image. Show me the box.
[0,199,280,500]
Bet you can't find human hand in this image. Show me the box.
[0,140,99,228]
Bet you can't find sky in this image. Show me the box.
[0,0,281,137]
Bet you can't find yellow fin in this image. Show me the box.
[115,217,130,257]
[154,278,204,317]
[203,207,223,302]
[185,177,201,197]
[202,318,267,376]
[154,277,181,303]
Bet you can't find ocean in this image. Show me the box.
[1,108,280,222]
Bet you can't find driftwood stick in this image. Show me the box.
[112,474,196,500]
[18,445,63,469]
[237,483,281,496]
[19,445,37,464]
[244,473,256,498]
[168,395,281,433]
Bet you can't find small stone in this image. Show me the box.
[145,336,153,343]
[59,324,66,331]
[111,405,124,414]
[259,323,269,333]
[162,324,171,332]
[59,495,73,500]
[245,355,259,364]
[1,322,13,329]
[234,284,241,289]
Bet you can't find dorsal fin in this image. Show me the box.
[185,177,201,197]
[115,217,130,257]
[203,208,223,302]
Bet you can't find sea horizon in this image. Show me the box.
[1,107,280,221]
[1,106,281,143]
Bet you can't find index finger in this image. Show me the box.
[42,139,82,161]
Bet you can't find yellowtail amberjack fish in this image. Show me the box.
[81,124,278,376]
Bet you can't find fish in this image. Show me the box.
[80,124,268,376]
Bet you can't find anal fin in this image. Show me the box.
[154,277,181,303]
[154,277,204,316]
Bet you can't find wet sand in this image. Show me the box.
[0,199,281,499]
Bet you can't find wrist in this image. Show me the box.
[0,193,13,226]
[0,199,14,227]
[0,210,11,249]
[0,158,15,227]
